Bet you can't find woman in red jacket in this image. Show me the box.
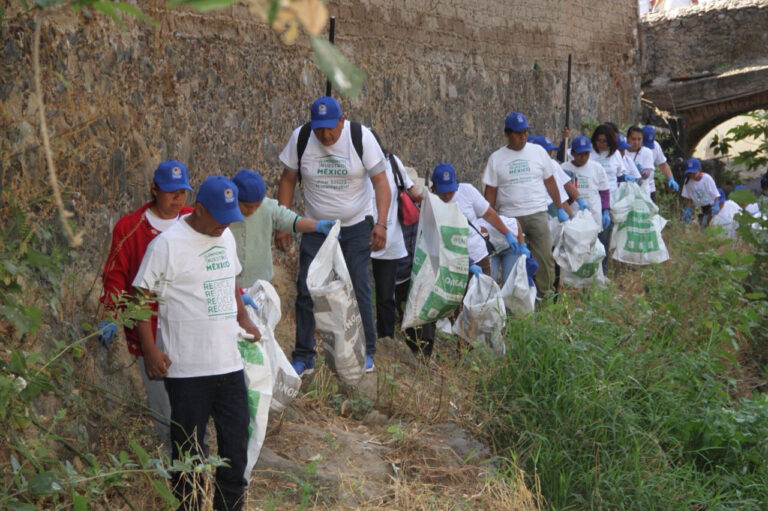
[98,160,193,450]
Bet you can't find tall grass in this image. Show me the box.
[475,227,768,510]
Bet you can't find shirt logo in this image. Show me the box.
[318,104,327,115]
[224,188,234,203]
[172,166,182,179]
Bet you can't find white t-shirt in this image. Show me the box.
[626,147,656,194]
[590,150,624,192]
[545,158,571,205]
[451,183,491,263]
[651,140,667,166]
[371,154,414,260]
[620,152,643,180]
[278,121,386,226]
[482,142,554,217]
[145,208,181,232]
[562,160,610,228]
[682,173,719,206]
[712,200,742,238]
[477,215,519,254]
[132,217,244,378]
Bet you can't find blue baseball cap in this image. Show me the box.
[571,136,592,154]
[642,126,656,149]
[196,175,244,224]
[432,163,458,194]
[617,133,631,150]
[232,169,266,203]
[716,188,725,204]
[505,112,530,132]
[310,96,342,130]
[684,157,702,174]
[154,160,193,193]
[528,134,558,152]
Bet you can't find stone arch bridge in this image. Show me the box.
[641,0,768,154]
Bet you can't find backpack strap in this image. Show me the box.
[350,121,364,162]
[296,122,312,184]
[389,154,405,192]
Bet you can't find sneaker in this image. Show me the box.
[291,358,314,377]
[365,354,375,373]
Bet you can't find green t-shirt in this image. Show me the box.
[230,197,299,287]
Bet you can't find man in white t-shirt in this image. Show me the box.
[133,175,261,511]
[682,157,720,228]
[276,96,390,376]
[642,126,680,201]
[483,112,570,295]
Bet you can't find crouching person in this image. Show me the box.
[133,176,261,511]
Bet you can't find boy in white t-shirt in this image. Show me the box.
[681,158,720,228]
[626,126,658,200]
[711,187,742,238]
[133,175,261,511]
[433,163,526,279]
[642,125,680,196]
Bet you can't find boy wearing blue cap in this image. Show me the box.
[626,126,659,200]
[98,160,194,451]
[682,158,720,227]
[276,96,391,375]
[133,175,259,511]
[483,112,570,295]
[642,125,679,196]
[229,169,333,290]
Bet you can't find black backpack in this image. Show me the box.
[296,121,364,183]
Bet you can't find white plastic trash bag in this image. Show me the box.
[553,210,602,271]
[244,280,301,413]
[402,192,469,329]
[561,239,607,288]
[500,254,536,315]
[453,273,507,354]
[237,320,272,480]
[306,220,365,385]
[610,182,669,264]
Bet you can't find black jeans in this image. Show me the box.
[372,258,398,338]
[165,370,249,511]
[395,278,435,357]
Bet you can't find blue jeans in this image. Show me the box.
[165,370,249,511]
[293,220,376,361]
[490,247,520,286]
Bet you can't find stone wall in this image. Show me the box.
[641,0,768,82]
[1,0,640,262]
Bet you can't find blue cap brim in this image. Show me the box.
[208,206,244,224]
[572,149,590,154]
[158,183,194,193]
[618,143,630,150]
[684,169,699,174]
[434,182,458,194]
[643,141,654,149]
[310,118,340,130]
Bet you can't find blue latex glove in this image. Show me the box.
[518,242,531,258]
[315,219,334,235]
[602,210,611,230]
[683,206,693,223]
[469,264,482,278]
[505,232,519,253]
[525,257,539,287]
[556,207,570,223]
[241,293,259,310]
[576,197,589,212]
[621,174,636,183]
[667,177,679,192]
[98,320,117,348]
[712,201,720,215]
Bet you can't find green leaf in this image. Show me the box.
[310,36,366,99]
[151,479,179,506]
[167,0,237,11]
[72,490,88,511]
[10,349,26,372]
[745,292,766,300]
[130,439,150,467]
[28,471,63,495]
[7,501,39,511]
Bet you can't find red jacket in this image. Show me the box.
[100,201,194,356]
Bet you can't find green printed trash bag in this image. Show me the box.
[561,238,607,288]
[237,330,272,480]
[610,182,669,265]
[307,220,366,385]
[453,273,507,354]
[402,192,469,329]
